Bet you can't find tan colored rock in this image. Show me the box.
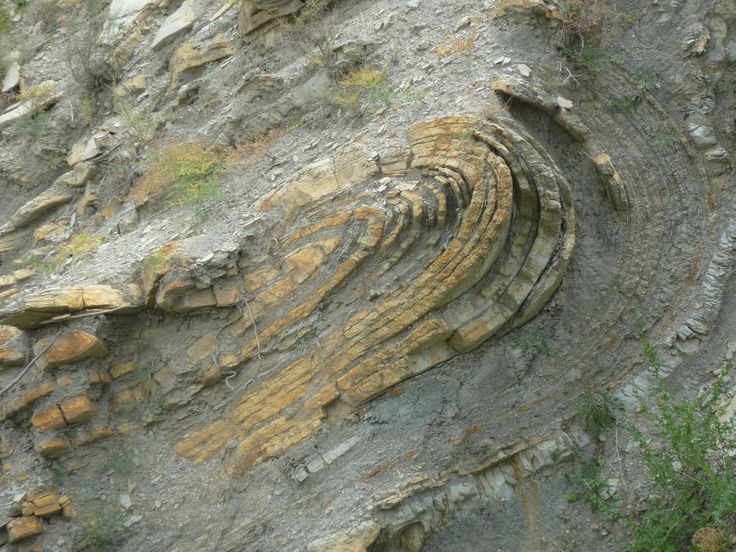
[31,406,66,432]
[60,395,97,424]
[23,491,63,518]
[34,330,108,370]
[110,361,138,379]
[0,284,143,328]
[74,426,114,445]
[187,335,216,363]
[55,161,98,188]
[89,370,113,385]
[238,0,304,44]
[9,182,75,229]
[13,268,35,281]
[307,522,381,552]
[114,75,147,96]
[33,221,67,243]
[169,38,234,89]
[35,438,67,459]
[2,381,54,420]
[213,279,241,306]
[7,516,44,543]
[174,116,575,475]
[66,142,85,167]
[0,325,29,366]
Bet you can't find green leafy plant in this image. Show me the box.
[566,459,619,519]
[568,302,736,550]
[335,67,426,114]
[560,43,609,81]
[575,391,617,441]
[75,500,125,551]
[129,140,229,208]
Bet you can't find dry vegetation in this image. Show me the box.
[432,31,478,58]
[128,140,230,207]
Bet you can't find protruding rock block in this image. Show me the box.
[0,325,29,367]
[35,438,68,458]
[31,406,66,433]
[34,331,108,370]
[0,285,143,329]
[1,382,54,420]
[7,516,44,543]
[169,38,234,89]
[152,0,196,50]
[110,361,138,379]
[238,0,307,44]
[22,491,63,518]
[60,395,97,424]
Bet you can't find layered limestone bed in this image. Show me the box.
[1,0,735,550]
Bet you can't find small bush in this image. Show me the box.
[281,0,340,75]
[0,4,11,35]
[128,140,230,207]
[575,391,617,441]
[14,109,52,139]
[64,0,118,90]
[568,324,736,551]
[560,42,609,82]
[559,0,611,42]
[75,501,125,552]
[334,67,426,114]
[114,97,158,149]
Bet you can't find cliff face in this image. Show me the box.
[1,0,735,550]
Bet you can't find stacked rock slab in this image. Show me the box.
[171,115,575,475]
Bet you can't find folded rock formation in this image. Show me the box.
[169,115,576,474]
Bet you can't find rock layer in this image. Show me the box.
[171,115,575,474]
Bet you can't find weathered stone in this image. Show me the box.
[238,0,304,44]
[31,406,66,432]
[60,395,97,424]
[9,182,75,229]
[307,522,381,552]
[213,279,240,306]
[1,61,21,93]
[2,381,54,420]
[33,221,67,243]
[187,335,216,363]
[114,75,147,96]
[34,330,108,370]
[152,0,196,50]
[23,491,63,517]
[74,426,114,445]
[169,38,234,89]
[0,325,29,366]
[55,162,98,188]
[7,516,44,543]
[0,284,143,329]
[36,437,67,460]
[110,361,138,379]
[0,80,63,129]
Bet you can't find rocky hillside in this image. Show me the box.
[1,0,735,550]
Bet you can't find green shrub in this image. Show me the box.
[575,391,617,441]
[75,501,125,552]
[0,4,11,35]
[568,328,736,551]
